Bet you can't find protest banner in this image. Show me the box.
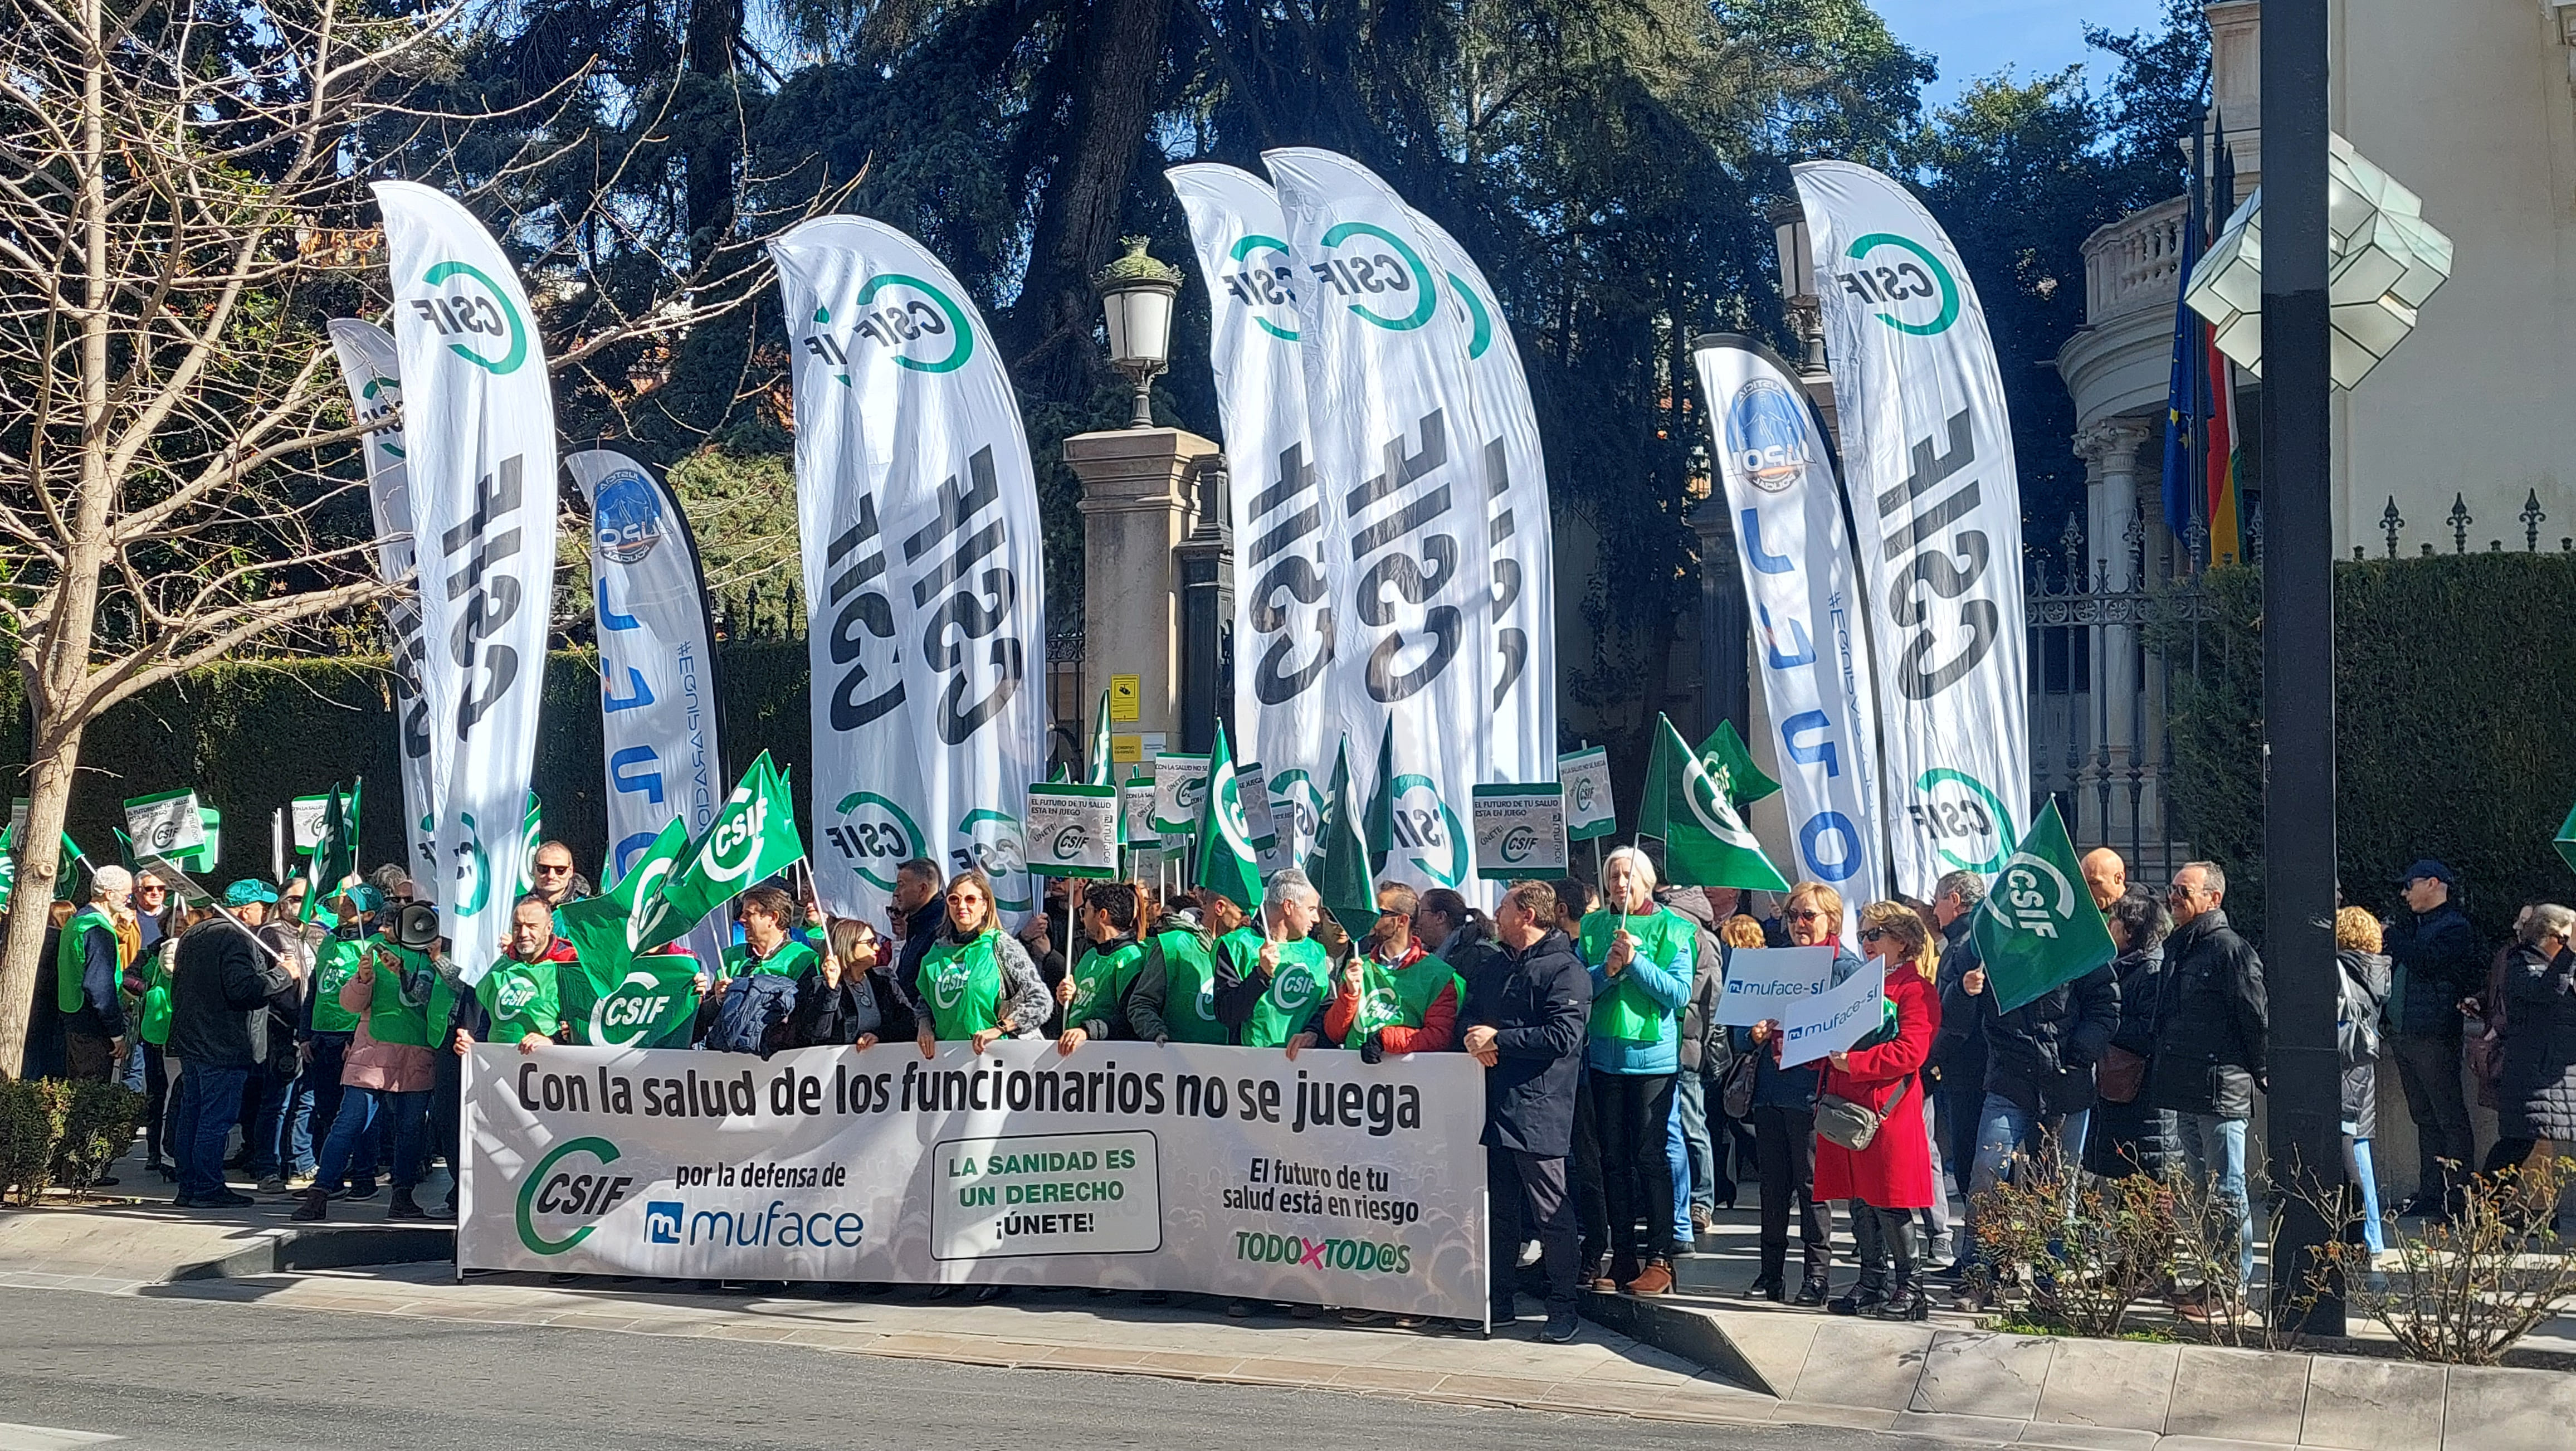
[1778,957,1887,1068]
[1470,784,1567,879]
[459,1040,1490,1320]
[1557,747,1617,843]
[121,790,206,859]
[1152,753,1209,838]
[1024,783,1120,879]
[1713,945,1837,1026]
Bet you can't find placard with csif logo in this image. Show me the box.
[1468,783,1567,878]
[458,1040,1490,1321]
[1021,783,1119,879]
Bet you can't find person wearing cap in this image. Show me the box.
[292,899,442,1222]
[167,880,301,1208]
[57,865,133,1083]
[303,884,388,1200]
[2383,858,2481,1219]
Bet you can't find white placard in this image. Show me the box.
[1151,753,1209,838]
[1777,957,1887,1068]
[1558,747,1616,842]
[123,790,207,857]
[290,793,330,853]
[1470,784,1567,878]
[1713,944,1838,1026]
[1119,782,1158,848]
[1023,784,1119,879]
[459,1041,1490,1319]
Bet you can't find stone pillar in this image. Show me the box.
[1690,495,1748,741]
[1066,426,1221,763]
[1173,455,1233,753]
[2076,417,2156,851]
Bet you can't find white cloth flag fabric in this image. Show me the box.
[325,319,441,894]
[1266,147,1492,896]
[565,449,730,981]
[1404,213,1555,786]
[373,181,559,981]
[1166,164,1339,863]
[771,216,1048,926]
[1794,160,2031,895]
[1692,334,1886,938]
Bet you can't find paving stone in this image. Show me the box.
[2440,1363,2576,1451]
[1700,1306,1821,1398]
[1893,1409,2035,1442]
[1911,1328,2055,1420]
[2297,1355,2445,1451]
[2035,1337,2180,1432]
[2012,1423,2159,1451]
[1792,1317,1937,1409]
[2165,1345,2308,1444]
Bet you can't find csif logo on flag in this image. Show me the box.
[802,273,975,383]
[1387,775,1467,888]
[826,791,925,893]
[410,260,530,375]
[590,969,689,1046]
[1680,754,1764,851]
[1985,846,2080,941]
[1219,233,1301,341]
[1209,761,1258,863]
[1836,233,1960,338]
[1311,221,1437,331]
[1913,767,2014,874]
[956,809,1030,912]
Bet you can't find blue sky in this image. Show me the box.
[1873,0,2174,109]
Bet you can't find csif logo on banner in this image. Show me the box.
[1219,233,1301,340]
[1835,233,1960,338]
[1309,223,1436,330]
[590,970,690,1046]
[825,791,925,893]
[1386,775,1466,888]
[515,1137,633,1254]
[1985,844,2080,940]
[802,276,975,382]
[409,260,531,374]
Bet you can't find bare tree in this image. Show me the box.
[0,0,822,1075]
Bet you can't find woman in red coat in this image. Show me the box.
[1812,900,1943,1320]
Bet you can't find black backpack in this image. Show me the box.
[705,972,797,1056]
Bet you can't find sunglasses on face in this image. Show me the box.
[533,863,572,877]
[1785,909,1826,923]
[1859,928,1894,943]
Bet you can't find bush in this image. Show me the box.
[2162,553,2576,947]
[49,1080,144,1194]
[0,1078,74,1207]
[2312,1153,2576,1365]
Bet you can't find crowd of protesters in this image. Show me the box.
[14,835,2576,1340]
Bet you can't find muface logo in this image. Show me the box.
[1836,233,1960,337]
[824,792,925,894]
[1385,775,1467,888]
[516,1137,632,1255]
[1723,378,1811,494]
[411,260,531,375]
[1913,767,2015,874]
[593,468,665,565]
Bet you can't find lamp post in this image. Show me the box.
[1768,202,1837,438]
[1094,236,1184,429]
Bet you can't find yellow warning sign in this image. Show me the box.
[1109,674,1141,723]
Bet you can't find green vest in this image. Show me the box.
[1066,940,1145,1031]
[1345,950,1462,1049]
[1154,929,1228,1044]
[360,939,434,1048]
[720,937,819,982]
[312,938,365,1034]
[1224,927,1330,1049]
[56,905,116,1015]
[1579,907,1692,1044]
[477,953,562,1044]
[918,931,1005,1040]
[138,952,174,1047]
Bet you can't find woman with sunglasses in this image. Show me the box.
[1736,881,1867,1304]
[911,870,1051,1055]
[1812,902,1944,1320]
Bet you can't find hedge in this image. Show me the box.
[0,642,814,890]
[2164,554,2576,946]
[0,1078,144,1205]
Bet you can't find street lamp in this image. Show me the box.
[1769,202,1827,374]
[1094,235,1184,429]
[2183,134,2454,389]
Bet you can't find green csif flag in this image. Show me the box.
[1194,721,1265,912]
[1363,718,1396,863]
[1971,800,2115,1014]
[1308,738,1378,936]
[558,813,692,981]
[302,783,359,923]
[636,751,803,952]
[1638,713,1789,892]
[1702,720,1781,807]
[1086,687,1116,786]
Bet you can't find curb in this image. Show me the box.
[1575,1287,1780,1395]
[168,1225,454,1282]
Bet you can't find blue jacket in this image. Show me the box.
[2385,903,2481,1039]
[1731,945,1868,1108]
[1583,925,1694,1074]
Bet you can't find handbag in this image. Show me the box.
[1814,1075,1911,1153]
[2095,1045,2148,1105]
[1719,1051,1757,1120]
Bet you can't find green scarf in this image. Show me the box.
[1578,907,1691,1044]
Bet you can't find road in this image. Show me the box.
[0,1287,1945,1451]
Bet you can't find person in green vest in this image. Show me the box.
[1579,845,1695,1298]
[292,904,440,1223]
[705,885,817,1054]
[910,869,1050,1054]
[456,896,569,1053]
[1056,882,1148,1055]
[57,864,133,1082]
[302,884,385,1198]
[1321,882,1462,1062]
[1126,892,1228,1045]
[127,907,183,1179]
[1214,868,1331,1054]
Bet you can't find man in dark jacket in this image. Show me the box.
[2382,859,2480,1217]
[1462,880,1589,1343]
[2148,860,2267,1301]
[167,882,300,1209]
[887,857,944,1017]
